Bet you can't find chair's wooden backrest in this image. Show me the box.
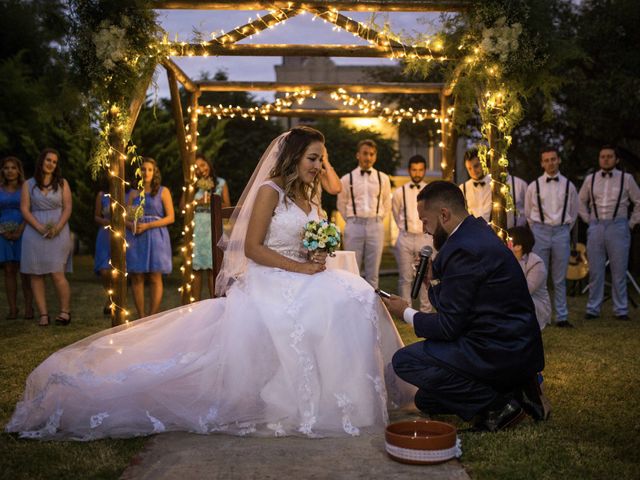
[211,193,237,296]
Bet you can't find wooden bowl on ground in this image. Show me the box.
[384,420,459,465]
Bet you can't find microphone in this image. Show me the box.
[411,246,433,299]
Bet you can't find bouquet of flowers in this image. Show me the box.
[302,220,341,255]
[196,177,215,191]
[0,221,19,234]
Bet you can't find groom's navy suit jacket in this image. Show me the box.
[414,216,544,390]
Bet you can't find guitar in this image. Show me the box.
[566,225,589,281]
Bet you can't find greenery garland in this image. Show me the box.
[403,0,552,216]
[68,0,164,194]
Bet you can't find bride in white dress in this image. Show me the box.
[6,127,414,440]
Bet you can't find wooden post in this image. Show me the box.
[178,90,201,304]
[108,119,128,326]
[109,73,153,327]
[439,92,457,181]
[489,107,508,241]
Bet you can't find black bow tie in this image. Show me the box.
[409,183,420,189]
[602,171,613,178]
[473,181,485,187]
[361,170,372,176]
[546,176,559,183]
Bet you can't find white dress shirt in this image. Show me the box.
[391,180,427,234]
[578,169,640,228]
[337,167,391,219]
[525,173,579,226]
[459,174,492,222]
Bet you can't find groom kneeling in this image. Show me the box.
[383,181,548,432]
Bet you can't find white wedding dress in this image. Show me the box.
[6,181,414,440]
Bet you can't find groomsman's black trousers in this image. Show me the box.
[392,342,508,421]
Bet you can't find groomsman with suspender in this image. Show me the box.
[337,139,391,288]
[578,145,640,320]
[391,155,433,312]
[459,149,492,222]
[506,172,528,228]
[525,146,579,327]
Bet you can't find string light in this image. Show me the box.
[196,90,316,120]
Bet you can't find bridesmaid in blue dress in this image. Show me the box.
[20,148,73,327]
[93,178,112,315]
[0,156,33,320]
[126,158,174,318]
[179,154,231,300]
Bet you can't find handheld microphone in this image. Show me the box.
[411,246,433,299]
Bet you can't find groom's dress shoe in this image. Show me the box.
[517,376,552,422]
[472,399,526,433]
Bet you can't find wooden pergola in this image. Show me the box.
[109,0,473,326]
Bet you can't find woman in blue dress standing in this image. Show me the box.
[126,158,174,319]
[180,154,230,300]
[20,148,73,326]
[0,156,33,320]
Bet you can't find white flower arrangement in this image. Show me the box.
[302,220,341,255]
[92,19,130,71]
[479,17,522,62]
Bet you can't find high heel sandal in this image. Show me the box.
[38,314,50,327]
[55,311,71,326]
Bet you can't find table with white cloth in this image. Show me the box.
[326,250,360,276]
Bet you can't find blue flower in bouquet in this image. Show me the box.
[301,219,341,255]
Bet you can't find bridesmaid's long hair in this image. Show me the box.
[34,148,64,192]
[142,157,161,196]
[0,156,25,186]
[270,126,324,206]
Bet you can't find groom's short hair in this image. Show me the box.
[417,181,466,213]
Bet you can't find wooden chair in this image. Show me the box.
[210,193,236,296]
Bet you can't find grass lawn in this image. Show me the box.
[1,253,639,479]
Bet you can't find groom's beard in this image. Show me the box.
[432,221,449,251]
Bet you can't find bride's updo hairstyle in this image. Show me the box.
[270,126,324,205]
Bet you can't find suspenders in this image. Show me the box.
[511,175,518,223]
[590,170,626,220]
[535,179,545,223]
[402,185,408,231]
[536,177,570,224]
[349,170,382,218]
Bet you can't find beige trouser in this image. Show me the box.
[344,217,384,289]
[394,231,433,312]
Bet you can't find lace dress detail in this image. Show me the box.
[6,180,414,440]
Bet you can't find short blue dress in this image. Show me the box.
[126,187,172,274]
[93,192,110,274]
[192,177,226,271]
[0,186,23,263]
[20,178,72,274]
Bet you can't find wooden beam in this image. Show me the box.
[161,58,198,93]
[198,81,445,94]
[153,1,472,12]
[200,108,440,118]
[167,70,190,182]
[172,43,448,60]
[210,9,301,46]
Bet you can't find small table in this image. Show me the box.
[326,251,360,276]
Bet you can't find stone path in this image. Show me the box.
[121,409,469,480]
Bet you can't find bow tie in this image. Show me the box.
[360,170,372,176]
[546,176,559,183]
[409,183,420,189]
[473,181,485,187]
[602,171,613,178]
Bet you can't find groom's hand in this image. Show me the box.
[382,295,409,319]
